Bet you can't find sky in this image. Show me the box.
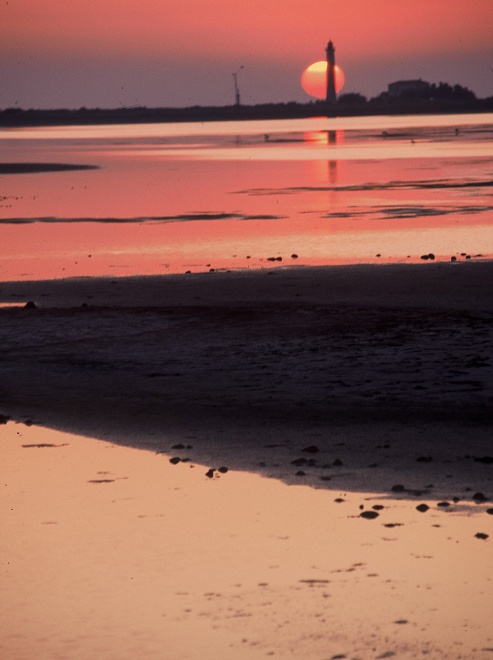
[1,0,492,110]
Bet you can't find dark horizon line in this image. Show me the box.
[1,96,492,127]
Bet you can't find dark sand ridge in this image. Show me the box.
[1,261,492,499]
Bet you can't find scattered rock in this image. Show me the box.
[473,492,488,502]
[302,445,319,453]
[169,457,181,464]
[475,533,489,540]
[437,501,451,507]
[295,470,305,477]
[416,503,430,512]
[291,254,298,259]
[360,510,379,519]
[332,458,343,466]
[420,253,435,260]
[0,414,10,424]
[391,484,406,493]
[334,498,345,503]
[171,443,186,450]
[291,457,307,466]
[88,479,115,484]
[205,469,215,479]
[474,456,493,464]
[218,466,229,473]
[24,301,37,309]
[451,256,457,262]
[373,505,384,511]
[486,509,493,515]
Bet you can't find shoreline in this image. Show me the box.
[1,260,493,310]
[2,100,492,128]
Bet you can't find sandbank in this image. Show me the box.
[1,261,492,498]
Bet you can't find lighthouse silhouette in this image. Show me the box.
[326,40,337,104]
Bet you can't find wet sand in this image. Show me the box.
[2,421,493,659]
[1,261,492,496]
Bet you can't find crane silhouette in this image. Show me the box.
[232,66,244,106]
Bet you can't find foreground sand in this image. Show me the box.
[2,420,493,659]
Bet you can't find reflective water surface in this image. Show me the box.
[2,421,492,659]
[1,113,492,280]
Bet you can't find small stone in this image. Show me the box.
[24,301,37,309]
[291,457,307,466]
[391,484,406,493]
[171,443,186,449]
[475,533,489,540]
[169,457,181,464]
[437,501,450,507]
[373,505,384,510]
[295,470,305,477]
[217,466,229,473]
[302,445,319,453]
[332,458,343,466]
[205,469,215,478]
[291,254,298,259]
[416,503,430,513]
[473,492,488,502]
[360,510,379,519]
[474,456,493,464]
[486,508,493,515]
[451,256,457,262]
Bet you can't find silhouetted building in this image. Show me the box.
[326,41,337,104]
[388,79,429,97]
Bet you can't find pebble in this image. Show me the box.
[360,510,379,519]
[416,503,430,513]
[302,445,319,453]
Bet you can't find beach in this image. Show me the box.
[2,110,493,657]
[1,261,493,659]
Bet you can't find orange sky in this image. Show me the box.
[1,0,492,108]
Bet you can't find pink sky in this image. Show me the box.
[1,0,492,108]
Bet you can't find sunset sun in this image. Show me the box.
[301,61,345,99]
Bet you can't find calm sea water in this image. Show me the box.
[1,113,493,280]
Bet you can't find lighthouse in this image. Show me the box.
[326,40,337,104]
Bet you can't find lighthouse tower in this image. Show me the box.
[326,40,337,104]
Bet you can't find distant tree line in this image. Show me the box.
[0,82,491,127]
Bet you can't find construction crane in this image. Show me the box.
[232,66,244,106]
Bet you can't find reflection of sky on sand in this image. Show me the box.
[2,421,492,659]
[1,114,493,280]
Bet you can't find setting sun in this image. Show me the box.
[301,61,345,99]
